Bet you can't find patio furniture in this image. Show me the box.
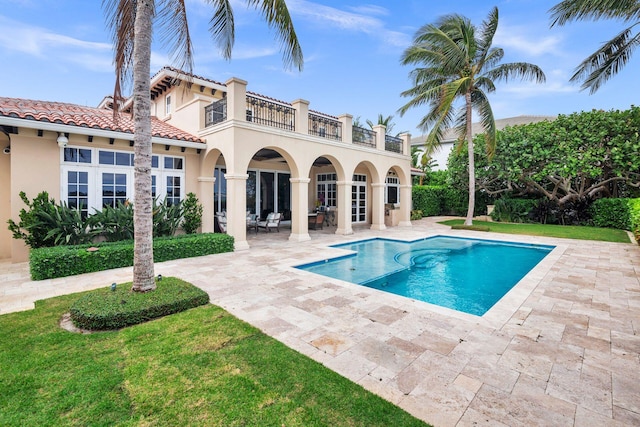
[215,212,227,233]
[257,212,281,232]
[308,212,324,230]
[246,213,258,233]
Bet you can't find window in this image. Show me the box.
[386,176,400,204]
[64,147,91,163]
[67,171,89,217]
[166,95,171,115]
[102,172,128,207]
[166,176,181,206]
[61,147,185,213]
[316,173,337,207]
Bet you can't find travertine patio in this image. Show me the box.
[1,217,639,426]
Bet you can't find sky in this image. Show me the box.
[0,0,636,138]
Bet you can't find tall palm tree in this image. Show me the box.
[549,0,640,93]
[103,0,303,292]
[366,114,396,135]
[398,7,545,225]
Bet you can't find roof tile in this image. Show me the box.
[0,97,204,144]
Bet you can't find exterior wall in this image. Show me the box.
[9,129,61,262]
[0,133,11,260]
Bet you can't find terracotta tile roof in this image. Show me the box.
[0,97,204,144]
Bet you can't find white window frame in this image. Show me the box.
[385,176,400,205]
[166,95,172,115]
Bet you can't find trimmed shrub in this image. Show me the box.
[410,210,423,220]
[181,192,203,234]
[30,233,235,280]
[630,198,640,243]
[590,198,631,230]
[70,277,209,330]
[412,186,444,216]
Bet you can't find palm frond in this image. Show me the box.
[485,62,546,84]
[471,90,497,158]
[477,6,499,63]
[102,0,139,112]
[549,0,640,26]
[208,0,235,60]
[156,0,194,76]
[571,25,640,93]
[246,0,303,71]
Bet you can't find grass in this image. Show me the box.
[439,219,631,243]
[0,292,429,427]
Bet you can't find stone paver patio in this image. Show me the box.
[1,217,639,426]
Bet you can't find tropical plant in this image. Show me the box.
[89,201,135,242]
[103,0,303,292]
[153,198,183,238]
[398,7,545,225]
[549,0,640,93]
[41,203,96,246]
[181,192,203,234]
[7,191,58,249]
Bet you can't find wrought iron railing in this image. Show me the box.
[245,95,295,131]
[352,126,376,148]
[308,113,342,141]
[204,98,227,127]
[385,134,403,153]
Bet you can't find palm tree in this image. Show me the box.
[549,0,640,93]
[366,114,396,135]
[398,7,545,225]
[103,0,303,292]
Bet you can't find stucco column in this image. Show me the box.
[289,177,311,242]
[339,113,352,144]
[292,99,309,136]
[224,173,250,251]
[374,124,386,151]
[370,182,387,231]
[399,184,413,227]
[197,176,215,233]
[225,77,248,122]
[335,180,353,235]
[400,132,411,156]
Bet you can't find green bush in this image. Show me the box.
[412,186,444,216]
[410,210,423,220]
[491,198,538,223]
[590,198,631,230]
[7,191,59,248]
[181,192,203,234]
[30,233,235,280]
[40,203,96,245]
[70,277,210,330]
[152,198,183,238]
[88,202,135,242]
[629,198,640,243]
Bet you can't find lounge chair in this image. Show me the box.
[246,213,258,233]
[257,212,281,232]
[215,212,227,233]
[308,212,324,230]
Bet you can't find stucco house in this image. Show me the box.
[0,67,413,263]
[411,115,557,170]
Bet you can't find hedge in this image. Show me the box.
[630,199,640,243]
[412,185,488,217]
[30,233,235,280]
[590,198,632,230]
[70,277,210,330]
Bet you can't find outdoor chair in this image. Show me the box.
[257,212,281,232]
[246,213,258,233]
[308,212,324,230]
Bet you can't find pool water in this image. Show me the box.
[296,236,554,316]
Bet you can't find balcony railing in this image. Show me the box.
[308,112,342,141]
[246,95,295,131]
[204,98,227,127]
[352,126,376,148]
[385,134,403,153]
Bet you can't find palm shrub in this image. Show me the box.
[181,192,203,234]
[153,198,183,237]
[89,201,135,242]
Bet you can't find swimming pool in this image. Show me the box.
[296,236,554,316]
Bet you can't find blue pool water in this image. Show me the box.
[296,236,554,316]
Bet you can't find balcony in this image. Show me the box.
[203,78,409,155]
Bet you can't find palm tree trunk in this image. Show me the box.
[132,0,156,292]
[464,92,475,226]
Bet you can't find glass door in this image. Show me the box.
[351,174,367,223]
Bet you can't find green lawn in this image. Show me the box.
[0,293,428,427]
[439,219,631,243]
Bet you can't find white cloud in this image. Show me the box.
[495,24,563,57]
[346,4,389,16]
[286,0,411,48]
